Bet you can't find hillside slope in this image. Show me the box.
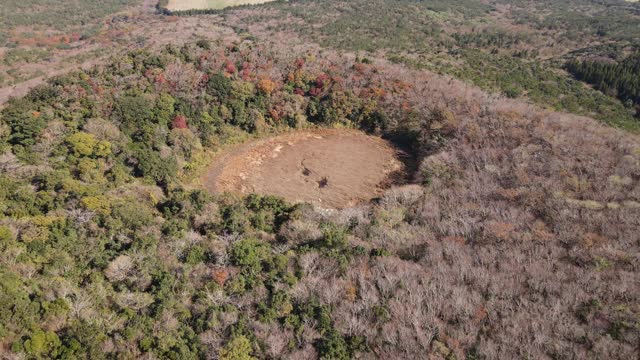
[0,38,638,359]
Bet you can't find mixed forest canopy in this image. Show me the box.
[230,0,640,130]
[0,0,639,359]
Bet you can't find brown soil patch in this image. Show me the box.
[203,129,404,208]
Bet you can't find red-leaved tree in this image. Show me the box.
[172,115,188,129]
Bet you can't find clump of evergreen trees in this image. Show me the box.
[566,53,640,116]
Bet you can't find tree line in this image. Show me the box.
[566,52,640,116]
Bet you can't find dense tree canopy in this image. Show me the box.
[566,53,640,115]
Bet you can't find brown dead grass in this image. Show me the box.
[166,0,276,11]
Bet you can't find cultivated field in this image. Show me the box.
[166,0,276,11]
[203,129,404,208]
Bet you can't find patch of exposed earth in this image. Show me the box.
[203,129,404,208]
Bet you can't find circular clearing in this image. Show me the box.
[203,129,404,208]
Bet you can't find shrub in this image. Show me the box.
[0,269,37,335]
[66,132,96,157]
[171,114,188,129]
[80,195,111,215]
[162,218,188,237]
[360,110,389,133]
[154,93,176,127]
[320,223,348,249]
[257,78,276,96]
[184,245,207,265]
[23,329,62,359]
[230,238,270,270]
[65,132,112,158]
[245,194,293,233]
[220,203,251,234]
[370,248,391,257]
[0,225,14,250]
[259,290,293,323]
[111,201,155,231]
[503,85,523,98]
[2,98,47,148]
[207,72,232,98]
[196,39,210,50]
[225,274,247,296]
[113,94,155,135]
[219,335,255,360]
[131,146,177,184]
[317,329,349,360]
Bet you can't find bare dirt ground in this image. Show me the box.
[203,129,404,208]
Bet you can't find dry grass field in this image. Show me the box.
[166,0,276,11]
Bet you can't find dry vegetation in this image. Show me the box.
[0,0,237,103]
[0,0,639,359]
[269,58,640,358]
[1,36,638,358]
[166,0,277,11]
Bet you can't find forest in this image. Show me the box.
[0,0,639,359]
[229,0,640,130]
[0,40,421,359]
[566,53,640,115]
[1,37,639,359]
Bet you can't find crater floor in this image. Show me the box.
[203,129,404,208]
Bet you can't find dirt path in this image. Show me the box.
[203,129,404,208]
